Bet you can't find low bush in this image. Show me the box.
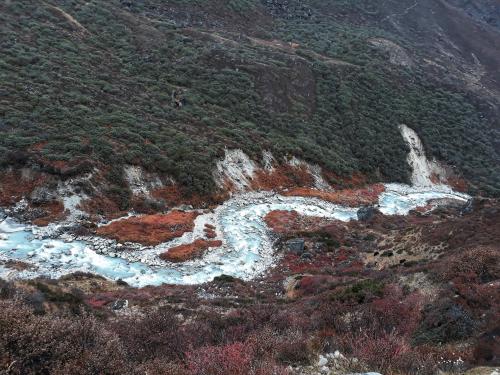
[334,279,384,303]
[0,300,129,375]
[442,247,500,283]
[187,342,253,375]
[413,299,476,345]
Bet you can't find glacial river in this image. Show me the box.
[0,184,469,287]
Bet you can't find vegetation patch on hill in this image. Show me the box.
[0,0,499,211]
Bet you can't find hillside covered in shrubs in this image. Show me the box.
[1,0,500,206]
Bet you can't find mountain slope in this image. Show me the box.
[1,0,499,216]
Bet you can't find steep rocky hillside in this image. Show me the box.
[1,0,499,216]
[1,3,500,374]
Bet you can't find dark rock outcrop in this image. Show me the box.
[357,206,377,222]
[286,238,305,254]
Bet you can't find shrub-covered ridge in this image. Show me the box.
[1,0,499,206]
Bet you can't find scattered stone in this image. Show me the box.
[333,350,344,359]
[300,252,312,260]
[317,355,328,367]
[287,238,305,254]
[111,299,128,310]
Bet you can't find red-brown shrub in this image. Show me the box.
[370,284,424,336]
[135,359,190,375]
[442,247,499,283]
[113,307,184,363]
[0,300,129,375]
[187,342,253,375]
[339,330,440,374]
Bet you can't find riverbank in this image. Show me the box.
[0,184,469,287]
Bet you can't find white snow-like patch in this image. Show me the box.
[399,124,447,187]
[287,156,332,190]
[214,150,332,192]
[124,165,164,197]
[214,149,258,191]
[261,150,276,171]
[308,163,332,191]
[379,183,469,215]
[0,218,26,233]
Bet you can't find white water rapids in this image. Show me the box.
[0,184,468,287]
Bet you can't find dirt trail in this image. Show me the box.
[193,30,357,67]
[46,4,89,34]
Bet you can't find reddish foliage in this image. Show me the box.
[97,211,200,246]
[414,203,434,213]
[446,175,469,192]
[342,331,454,374]
[295,275,334,296]
[205,230,217,239]
[338,260,365,275]
[264,210,299,233]
[0,300,130,374]
[441,247,500,284]
[86,297,110,308]
[0,170,47,206]
[160,239,223,262]
[454,281,499,310]
[136,361,190,375]
[32,200,67,226]
[80,195,127,221]
[152,185,200,207]
[187,342,253,375]
[284,254,334,274]
[351,331,411,370]
[333,248,350,263]
[152,185,228,208]
[251,165,315,191]
[85,291,120,309]
[114,308,185,363]
[370,284,425,336]
[422,202,500,250]
[264,210,331,234]
[283,184,385,207]
[204,223,217,239]
[28,141,48,152]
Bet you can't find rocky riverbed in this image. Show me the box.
[0,184,469,287]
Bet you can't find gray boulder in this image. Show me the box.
[111,299,129,310]
[461,198,474,215]
[357,206,376,221]
[286,238,305,254]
